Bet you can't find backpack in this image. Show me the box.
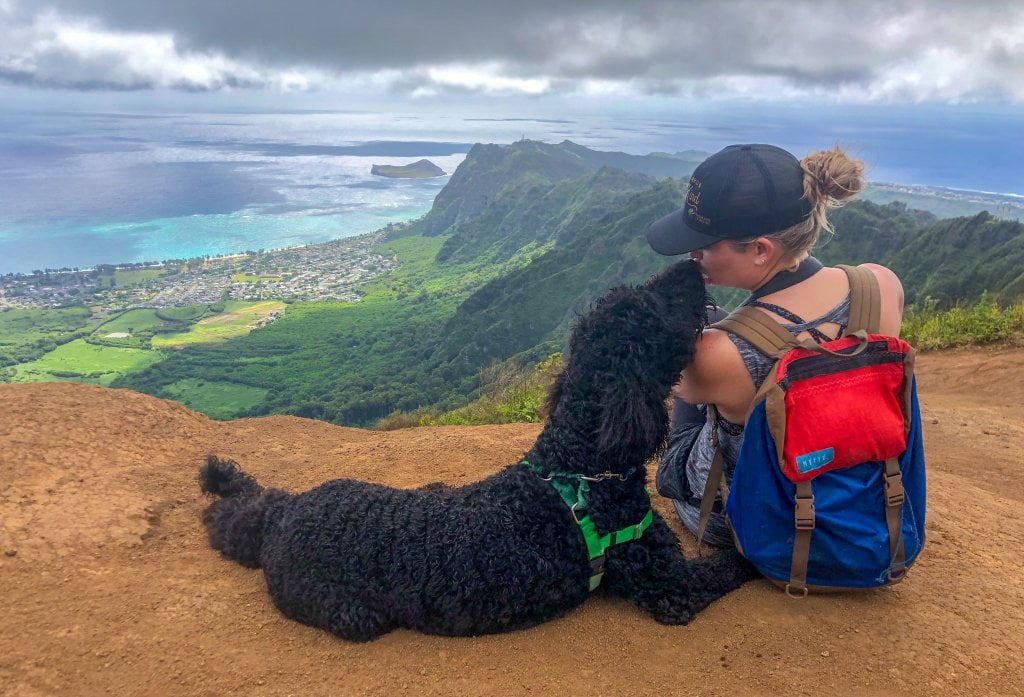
[698,264,926,596]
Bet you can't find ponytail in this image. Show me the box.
[729,145,866,265]
[800,146,865,236]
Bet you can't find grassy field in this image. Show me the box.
[155,304,211,321]
[0,307,95,367]
[160,378,269,420]
[89,306,210,348]
[152,301,286,348]
[232,273,284,283]
[96,268,165,288]
[117,233,551,424]
[94,309,170,336]
[10,339,162,386]
[2,300,287,389]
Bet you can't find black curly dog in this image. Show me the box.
[199,259,757,641]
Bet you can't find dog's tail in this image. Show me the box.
[199,454,263,498]
[198,454,281,569]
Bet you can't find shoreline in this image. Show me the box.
[868,180,1024,203]
[0,226,405,311]
[3,178,1024,279]
[0,227,396,280]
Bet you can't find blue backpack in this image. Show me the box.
[698,265,926,596]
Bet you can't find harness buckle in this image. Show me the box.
[785,583,809,599]
[570,502,585,523]
[580,471,628,483]
[794,494,815,530]
[884,471,905,507]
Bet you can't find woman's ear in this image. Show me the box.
[753,237,778,265]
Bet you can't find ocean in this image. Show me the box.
[1,103,1020,275]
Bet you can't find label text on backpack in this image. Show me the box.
[796,447,835,474]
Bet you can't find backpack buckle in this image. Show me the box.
[794,495,815,530]
[785,583,809,599]
[884,471,905,507]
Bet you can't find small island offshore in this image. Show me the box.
[371,159,447,178]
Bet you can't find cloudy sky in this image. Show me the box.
[0,0,1021,106]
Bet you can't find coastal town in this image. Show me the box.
[4,181,1021,316]
[0,229,400,313]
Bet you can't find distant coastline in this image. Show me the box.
[3,178,1021,285]
[870,181,1024,203]
[863,181,1024,221]
[0,226,400,311]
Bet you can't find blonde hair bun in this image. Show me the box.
[800,146,865,234]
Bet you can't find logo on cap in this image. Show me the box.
[686,177,710,226]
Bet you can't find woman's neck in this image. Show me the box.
[744,256,822,301]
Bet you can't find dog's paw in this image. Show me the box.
[416,481,452,492]
[649,597,694,626]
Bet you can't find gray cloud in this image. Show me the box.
[3,0,1023,101]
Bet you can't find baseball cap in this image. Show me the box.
[646,144,814,256]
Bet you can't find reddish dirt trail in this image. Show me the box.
[2,346,1023,697]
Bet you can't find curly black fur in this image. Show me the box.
[199,259,758,641]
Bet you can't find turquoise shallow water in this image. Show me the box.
[1,204,435,271]
[0,109,469,273]
[1,104,1021,274]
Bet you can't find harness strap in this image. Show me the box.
[838,264,882,334]
[578,509,654,590]
[521,460,653,591]
[711,307,797,358]
[786,480,815,598]
[883,457,908,582]
[696,405,727,556]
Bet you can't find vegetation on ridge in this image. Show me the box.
[4,139,1024,426]
[374,353,564,430]
[902,293,1024,349]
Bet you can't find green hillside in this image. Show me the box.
[431,179,689,374]
[405,139,702,239]
[888,212,1024,305]
[47,139,1024,424]
[436,167,657,264]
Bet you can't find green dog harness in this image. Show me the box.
[522,460,654,591]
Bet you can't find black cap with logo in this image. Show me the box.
[646,144,814,256]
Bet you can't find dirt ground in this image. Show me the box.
[2,346,1023,697]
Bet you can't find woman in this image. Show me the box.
[646,143,904,547]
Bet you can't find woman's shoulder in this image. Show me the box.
[859,263,903,293]
[675,328,755,420]
[833,262,905,334]
[838,263,905,308]
[828,261,900,285]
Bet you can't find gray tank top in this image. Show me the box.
[675,295,852,547]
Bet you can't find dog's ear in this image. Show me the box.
[543,365,568,420]
[595,378,669,466]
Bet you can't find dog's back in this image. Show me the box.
[201,456,592,639]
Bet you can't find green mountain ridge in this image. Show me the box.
[407,140,703,239]
[433,179,688,373]
[436,166,657,265]
[97,139,1024,425]
[889,212,1024,304]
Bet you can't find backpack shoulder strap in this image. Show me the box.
[838,264,882,334]
[697,308,795,552]
[711,306,798,358]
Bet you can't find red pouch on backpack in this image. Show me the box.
[769,335,913,484]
